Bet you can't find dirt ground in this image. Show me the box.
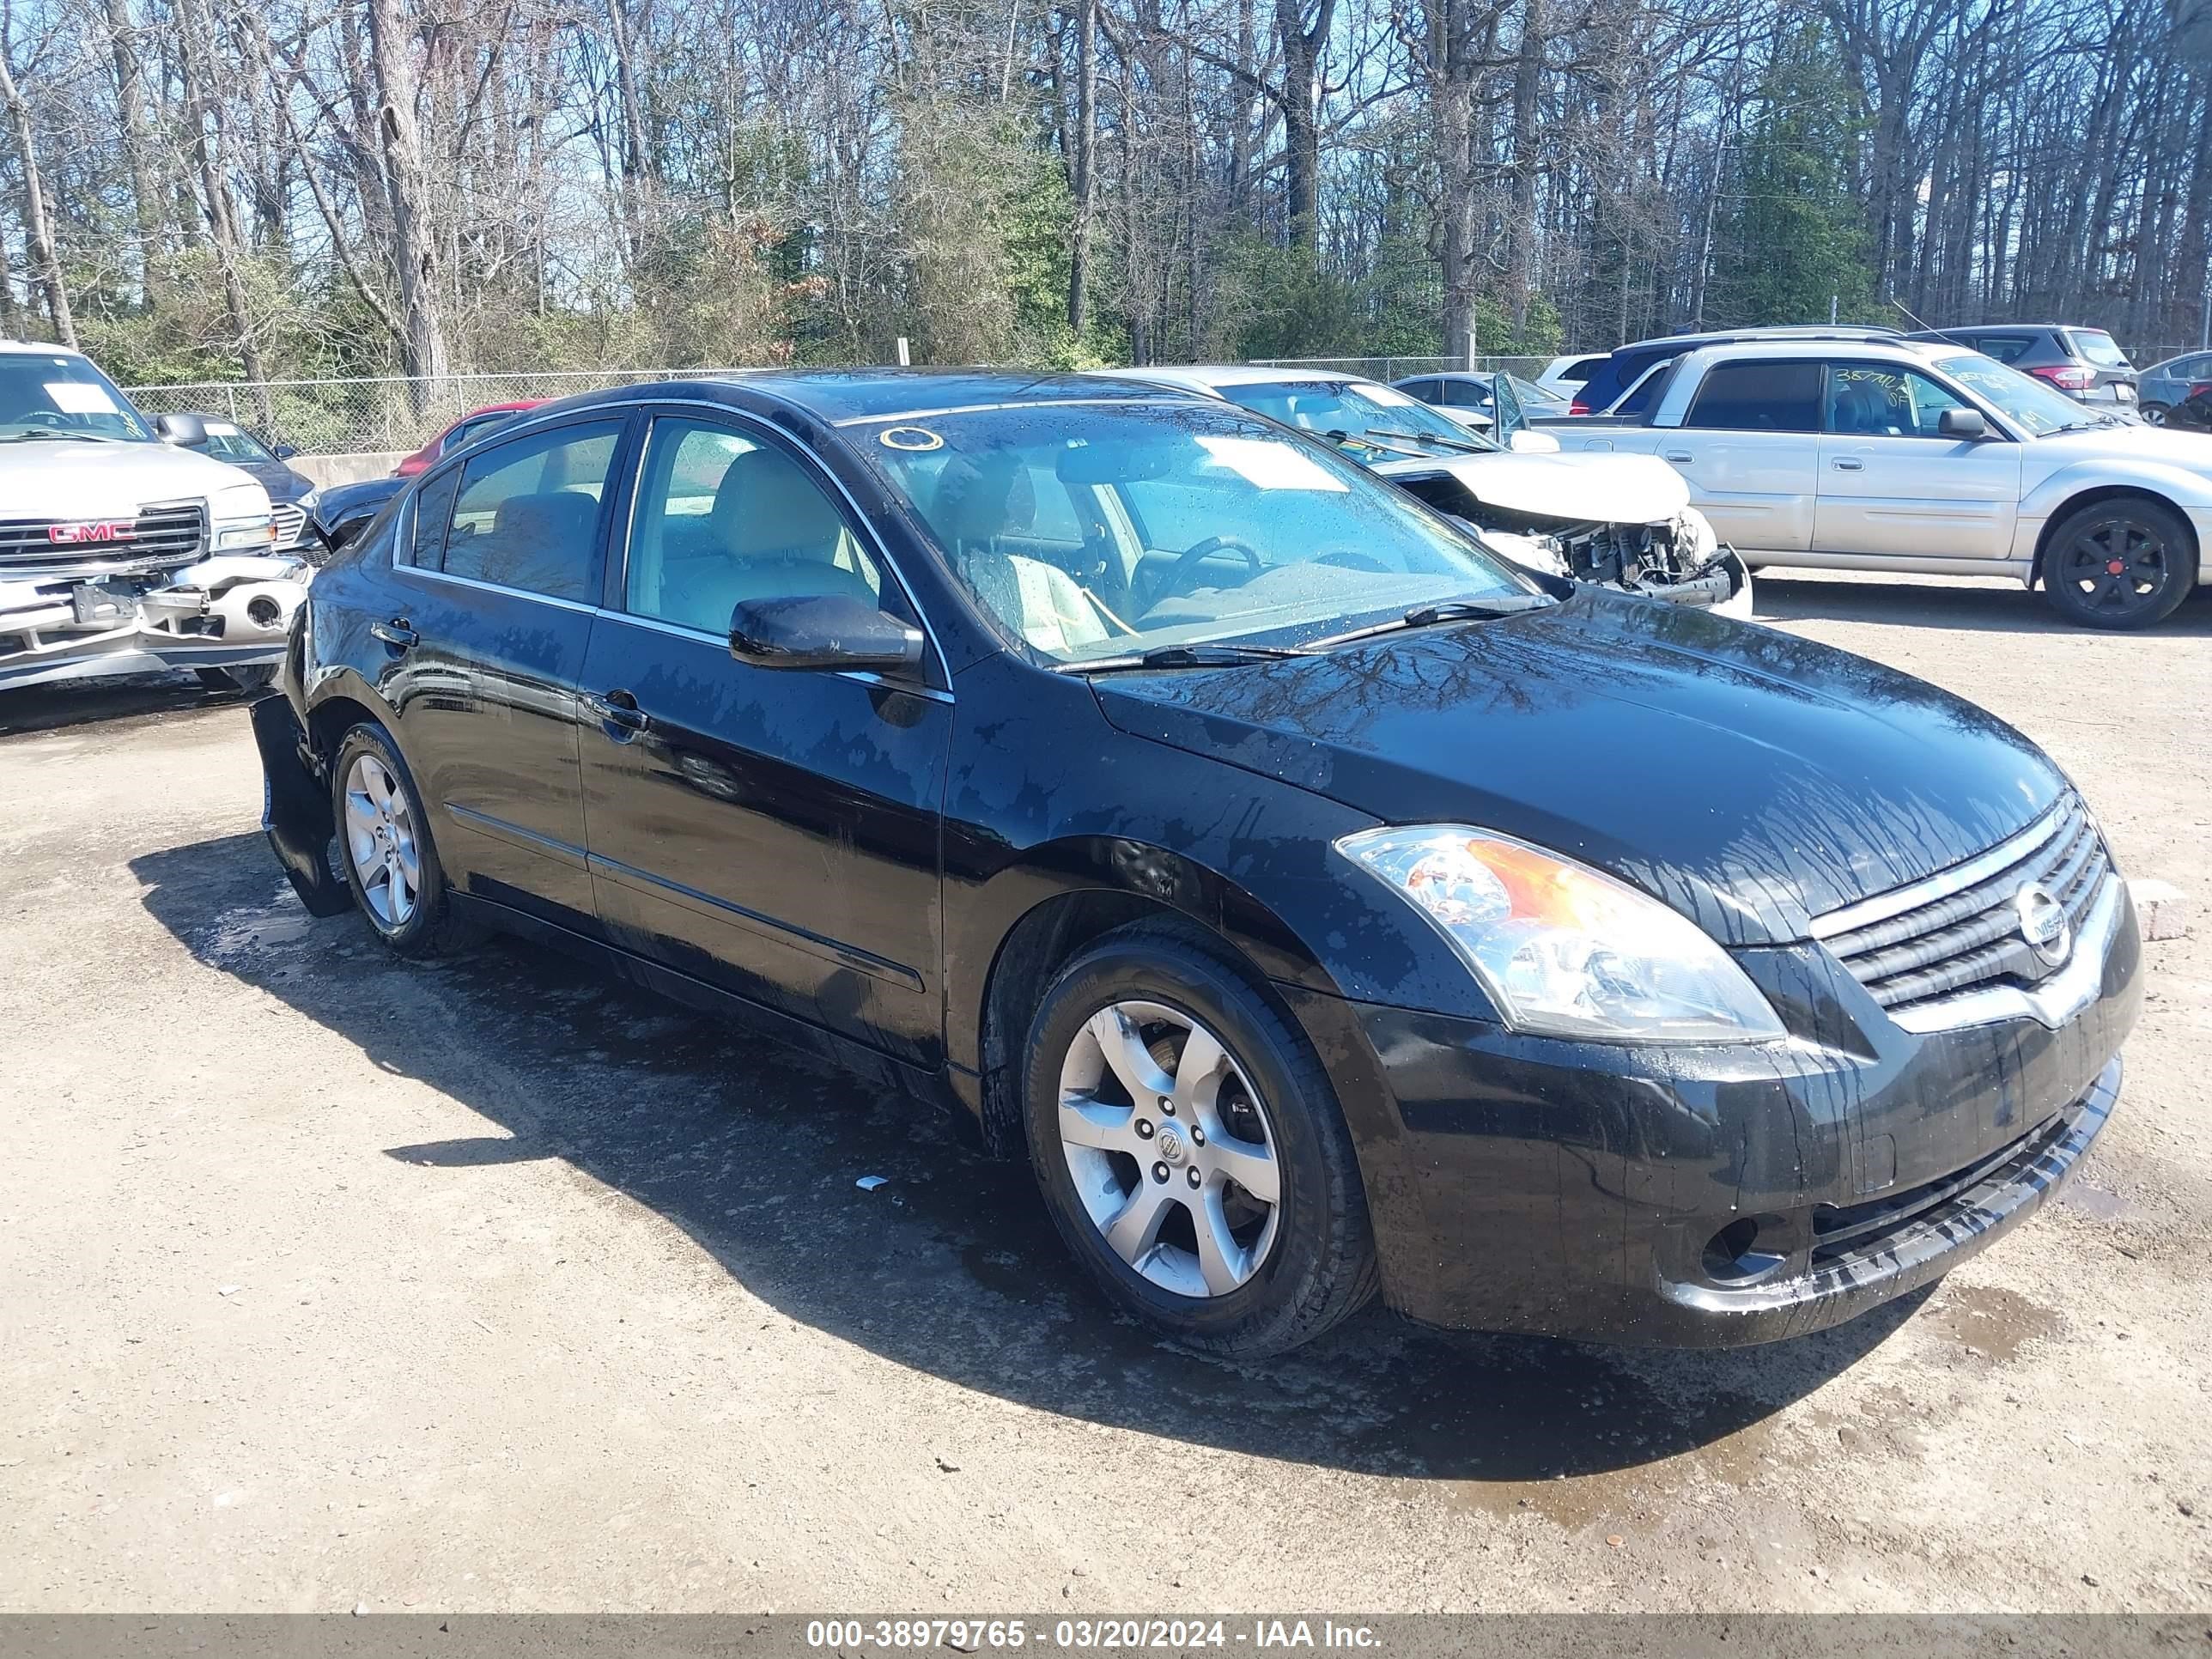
[3,569,2209,1615]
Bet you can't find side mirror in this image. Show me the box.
[273,443,300,460]
[154,411,208,447]
[1938,407,1990,441]
[1507,428,1561,453]
[729,592,926,673]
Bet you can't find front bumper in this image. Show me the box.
[1284,884,2140,1347]
[0,556,310,691]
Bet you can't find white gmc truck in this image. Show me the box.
[0,342,311,692]
[1544,336,2212,629]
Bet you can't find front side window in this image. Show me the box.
[429,421,621,600]
[0,354,153,443]
[859,400,1533,664]
[1824,365,1972,437]
[1683,362,1822,432]
[623,418,884,634]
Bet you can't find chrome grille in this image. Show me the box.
[0,500,207,574]
[270,501,308,548]
[1813,795,2111,1015]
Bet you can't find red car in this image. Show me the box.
[393,400,544,477]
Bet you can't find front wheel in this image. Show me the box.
[2040,499,2197,629]
[1023,924,1376,1357]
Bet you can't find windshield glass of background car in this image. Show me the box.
[1936,353,2096,434]
[0,356,152,441]
[860,401,1533,664]
[1213,380,1495,453]
[201,423,276,462]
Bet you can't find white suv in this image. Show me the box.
[1547,337,2212,629]
[0,342,311,692]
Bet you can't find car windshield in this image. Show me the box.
[1936,353,2106,435]
[1212,379,1498,459]
[200,422,276,462]
[0,355,152,442]
[860,399,1537,665]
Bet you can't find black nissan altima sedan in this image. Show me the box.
[251,369,2140,1357]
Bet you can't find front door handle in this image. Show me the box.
[370,617,417,649]
[1832,457,1865,471]
[1662,450,1693,464]
[584,688,650,733]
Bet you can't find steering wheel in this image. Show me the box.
[1155,534,1265,601]
[1314,548,1390,574]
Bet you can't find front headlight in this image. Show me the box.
[1335,825,1785,1044]
[1673,507,1718,564]
[209,482,276,550]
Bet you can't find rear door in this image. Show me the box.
[386,413,631,927]
[1813,361,2022,562]
[1647,360,1821,552]
[576,408,953,1065]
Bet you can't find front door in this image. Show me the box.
[386,414,630,924]
[1813,362,2022,562]
[577,410,953,1065]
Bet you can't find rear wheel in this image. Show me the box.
[1023,923,1376,1357]
[2141,402,2171,426]
[329,722,477,957]
[2040,499,2197,630]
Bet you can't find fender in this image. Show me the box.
[2014,455,2212,568]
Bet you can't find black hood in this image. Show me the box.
[233,457,313,502]
[1091,588,2065,946]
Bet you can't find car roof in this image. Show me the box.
[1085,363,1359,398]
[1675,337,1958,368]
[716,367,1196,422]
[0,339,89,358]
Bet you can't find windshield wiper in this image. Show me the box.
[1365,425,1486,454]
[1060,641,1310,674]
[0,429,114,444]
[1305,596,1552,650]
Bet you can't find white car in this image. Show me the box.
[1540,337,2212,628]
[1090,365,1753,617]
[0,343,310,692]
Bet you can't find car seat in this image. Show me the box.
[933,455,1113,654]
[659,448,877,630]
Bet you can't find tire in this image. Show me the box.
[2141,402,2170,427]
[1022,921,1376,1357]
[195,664,277,694]
[2040,498,2197,630]
[329,721,477,957]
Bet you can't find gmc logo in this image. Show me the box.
[48,520,137,544]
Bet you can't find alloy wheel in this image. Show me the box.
[343,752,421,929]
[2057,517,2172,617]
[1056,999,1282,1298]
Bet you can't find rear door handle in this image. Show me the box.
[584,687,650,733]
[370,617,417,649]
[1662,450,1692,464]
[1832,458,1864,471]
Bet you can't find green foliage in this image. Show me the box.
[1708,21,1879,327]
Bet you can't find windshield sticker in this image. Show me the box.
[46,381,120,415]
[1195,435,1347,493]
[879,425,943,452]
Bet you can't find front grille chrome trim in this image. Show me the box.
[1887,873,2122,1034]
[1808,799,2070,943]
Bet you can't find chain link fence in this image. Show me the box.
[121,368,768,459]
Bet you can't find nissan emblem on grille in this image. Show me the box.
[2015,883,2072,968]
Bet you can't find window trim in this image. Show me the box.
[610,401,952,695]
[393,410,635,607]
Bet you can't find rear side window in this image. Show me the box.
[1616,359,1679,418]
[2065,330,2130,369]
[1398,379,1439,402]
[1683,362,1822,431]
[1558,356,1606,385]
[430,420,623,601]
[1438,379,1489,408]
[1968,334,2034,364]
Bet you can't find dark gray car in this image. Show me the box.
[1906,325,2140,408]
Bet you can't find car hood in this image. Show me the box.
[236,459,313,501]
[1090,588,2064,946]
[0,439,265,514]
[1374,449,1690,525]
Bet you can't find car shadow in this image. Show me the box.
[1752,573,2212,635]
[0,670,256,738]
[132,830,1929,1492]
